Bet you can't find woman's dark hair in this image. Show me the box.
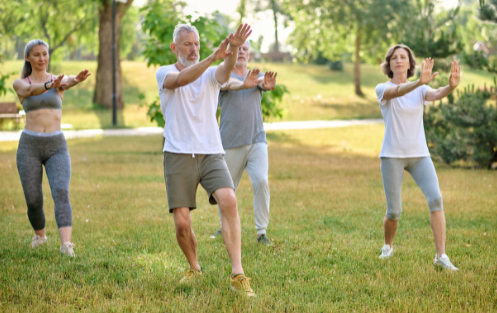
[380,44,416,79]
[21,39,49,79]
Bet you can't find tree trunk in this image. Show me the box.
[354,27,364,97]
[93,0,133,109]
[271,0,279,53]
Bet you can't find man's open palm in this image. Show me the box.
[243,69,261,89]
[212,38,233,61]
[228,24,252,47]
[259,71,277,90]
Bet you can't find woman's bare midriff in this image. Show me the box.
[25,108,62,132]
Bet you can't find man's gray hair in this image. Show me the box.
[173,24,199,44]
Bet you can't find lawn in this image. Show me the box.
[1,125,496,312]
[1,60,495,129]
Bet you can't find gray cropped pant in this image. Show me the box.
[380,157,443,221]
[218,142,270,235]
[16,130,73,230]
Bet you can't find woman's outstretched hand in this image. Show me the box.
[51,74,68,89]
[419,57,438,85]
[75,69,91,83]
[449,61,461,89]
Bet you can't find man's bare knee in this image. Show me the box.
[173,208,191,235]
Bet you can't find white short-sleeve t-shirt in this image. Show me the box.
[375,81,433,158]
[156,64,225,154]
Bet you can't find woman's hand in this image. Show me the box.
[449,61,461,89]
[50,74,68,89]
[419,58,438,85]
[74,69,91,83]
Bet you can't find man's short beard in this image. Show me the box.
[235,60,247,67]
[178,52,200,67]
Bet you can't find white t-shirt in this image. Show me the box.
[156,64,226,154]
[375,81,433,158]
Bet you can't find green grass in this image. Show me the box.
[1,125,496,311]
[1,61,496,129]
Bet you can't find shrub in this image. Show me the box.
[424,79,497,168]
[328,60,343,71]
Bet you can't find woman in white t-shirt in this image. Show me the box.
[375,44,461,270]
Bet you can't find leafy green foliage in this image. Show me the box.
[462,50,489,70]
[0,54,14,97]
[140,0,228,68]
[424,80,497,168]
[403,0,463,71]
[284,0,408,64]
[261,84,288,120]
[478,0,497,23]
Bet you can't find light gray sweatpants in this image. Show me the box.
[218,142,270,235]
[381,157,443,221]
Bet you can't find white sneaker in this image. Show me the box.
[434,254,458,271]
[60,242,75,257]
[379,244,393,259]
[31,235,47,248]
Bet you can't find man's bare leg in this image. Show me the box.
[212,187,244,275]
[173,207,201,271]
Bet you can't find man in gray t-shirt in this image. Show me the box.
[210,40,277,244]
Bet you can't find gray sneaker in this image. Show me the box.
[434,254,458,271]
[210,229,222,239]
[257,234,271,245]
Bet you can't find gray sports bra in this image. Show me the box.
[22,75,62,113]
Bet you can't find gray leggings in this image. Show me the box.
[16,130,72,230]
[381,157,443,221]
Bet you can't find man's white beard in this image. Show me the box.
[235,59,247,67]
[179,53,200,67]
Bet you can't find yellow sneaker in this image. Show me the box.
[230,274,256,297]
[178,268,202,284]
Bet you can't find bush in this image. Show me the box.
[328,60,343,71]
[424,79,497,168]
[462,50,489,70]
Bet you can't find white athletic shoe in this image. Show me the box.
[60,242,75,257]
[31,235,47,248]
[379,244,393,259]
[434,254,458,271]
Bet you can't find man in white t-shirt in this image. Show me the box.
[155,23,255,296]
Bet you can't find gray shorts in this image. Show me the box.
[163,152,234,213]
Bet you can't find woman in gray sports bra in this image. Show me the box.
[12,39,91,257]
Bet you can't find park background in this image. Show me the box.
[0,0,496,311]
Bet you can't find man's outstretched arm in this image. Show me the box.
[215,24,252,84]
[163,38,232,90]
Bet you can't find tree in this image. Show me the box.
[253,0,291,53]
[478,0,497,73]
[140,0,227,68]
[403,0,463,72]
[478,0,497,23]
[93,0,134,109]
[0,0,98,64]
[284,0,408,96]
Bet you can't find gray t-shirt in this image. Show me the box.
[219,71,267,149]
